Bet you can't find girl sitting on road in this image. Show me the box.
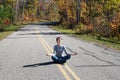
[46,36,77,64]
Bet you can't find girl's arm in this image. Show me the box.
[63,45,68,54]
[46,46,56,57]
[63,45,77,55]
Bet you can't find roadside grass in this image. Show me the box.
[50,26,120,51]
[0,25,22,40]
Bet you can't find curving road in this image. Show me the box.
[0,24,120,80]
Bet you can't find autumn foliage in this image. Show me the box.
[0,0,120,41]
[55,0,120,41]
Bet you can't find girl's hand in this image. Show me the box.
[74,52,77,55]
[71,52,77,55]
[46,53,52,57]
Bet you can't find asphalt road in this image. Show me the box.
[0,24,120,80]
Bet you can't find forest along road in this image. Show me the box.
[0,24,120,80]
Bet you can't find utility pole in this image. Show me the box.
[11,0,15,24]
[22,0,25,22]
[22,0,25,15]
[15,0,20,22]
[76,0,80,24]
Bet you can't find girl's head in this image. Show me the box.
[56,37,62,45]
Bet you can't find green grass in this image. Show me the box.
[0,25,22,40]
[50,26,120,51]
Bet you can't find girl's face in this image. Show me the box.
[57,38,62,45]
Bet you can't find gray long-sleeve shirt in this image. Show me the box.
[53,44,68,57]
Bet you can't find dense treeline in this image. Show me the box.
[0,0,58,31]
[55,0,120,41]
[0,0,120,41]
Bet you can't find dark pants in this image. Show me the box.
[51,54,71,64]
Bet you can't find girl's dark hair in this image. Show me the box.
[56,37,61,41]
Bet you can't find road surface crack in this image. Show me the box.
[83,52,115,65]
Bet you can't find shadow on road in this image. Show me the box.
[23,61,56,68]
[75,65,120,67]
[28,21,60,26]
[19,32,68,35]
